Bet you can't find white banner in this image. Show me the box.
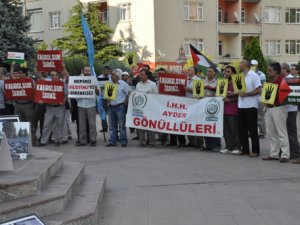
[126,92,224,137]
[68,76,96,98]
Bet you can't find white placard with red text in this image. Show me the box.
[126,92,224,137]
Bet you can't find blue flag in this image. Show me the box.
[81,14,95,76]
[81,14,106,120]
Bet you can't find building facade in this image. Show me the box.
[25,0,300,69]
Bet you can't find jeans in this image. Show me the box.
[108,104,127,145]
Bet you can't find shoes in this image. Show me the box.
[220,149,230,154]
[100,129,107,132]
[106,143,116,147]
[292,159,300,164]
[248,153,259,157]
[37,142,46,147]
[262,156,279,160]
[185,143,195,147]
[166,143,177,146]
[178,144,186,147]
[258,134,265,139]
[121,144,127,147]
[280,158,289,163]
[91,141,97,147]
[141,143,146,147]
[238,152,249,156]
[132,136,139,140]
[75,143,86,146]
[62,140,68,144]
[68,136,72,140]
[232,150,242,155]
[54,142,60,147]
[150,144,155,147]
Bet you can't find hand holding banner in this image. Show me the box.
[260,83,278,105]
[104,82,117,100]
[193,80,204,98]
[36,50,63,72]
[4,78,35,101]
[216,78,228,97]
[35,80,65,104]
[232,74,246,93]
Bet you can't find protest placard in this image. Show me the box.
[104,82,117,100]
[68,76,96,98]
[97,77,110,94]
[4,78,35,101]
[6,51,25,64]
[192,79,204,98]
[232,74,246,93]
[126,93,224,137]
[279,78,300,105]
[131,63,144,76]
[216,78,228,97]
[158,73,187,96]
[260,82,278,105]
[35,80,65,104]
[36,50,63,72]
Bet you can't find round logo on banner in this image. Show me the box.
[132,93,147,109]
[205,98,220,117]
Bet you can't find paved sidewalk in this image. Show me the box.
[42,122,300,225]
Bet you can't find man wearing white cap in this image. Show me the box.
[251,59,266,139]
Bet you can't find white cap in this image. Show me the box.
[122,71,129,76]
[251,59,258,65]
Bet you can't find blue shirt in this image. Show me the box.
[110,80,131,106]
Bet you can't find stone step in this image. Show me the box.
[0,161,85,222]
[0,149,63,203]
[43,173,106,225]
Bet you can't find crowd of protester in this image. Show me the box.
[0,58,300,164]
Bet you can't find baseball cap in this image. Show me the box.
[251,59,258,65]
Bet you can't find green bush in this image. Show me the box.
[64,55,86,75]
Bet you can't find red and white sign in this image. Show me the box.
[279,78,300,105]
[158,73,187,96]
[126,92,224,137]
[131,63,144,76]
[34,80,65,104]
[4,78,35,101]
[68,76,96,98]
[36,50,63,72]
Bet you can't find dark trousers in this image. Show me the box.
[5,103,14,115]
[101,99,108,130]
[34,103,46,138]
[170,134,186,145]
[224,114,240,151]
[238,108,260,154]
[204,137,221,149]
[287,111,300,158]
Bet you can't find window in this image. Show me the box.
[218,7,222,23]
[285,40,300,55]
[264,7,281,23]
[265,40,281,55]
[241,8,245,23]
[28,9,43,32]
[286,8,300,24]
[183,2,203,21]
[50,12,61,29]
[120,41,133,52]
[183,39,204,56]
[102,11,108,23]
[218,40,223,56]
[118,3,131,21]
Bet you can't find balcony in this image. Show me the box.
[219,23,240,34]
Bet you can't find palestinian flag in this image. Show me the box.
[190,44,222,78]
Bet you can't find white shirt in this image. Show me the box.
[136,79,158,94]
[238,70,261,109]
[186,75,200,98]
[285,74,298,112]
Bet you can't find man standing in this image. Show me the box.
[236,58,261,157]
[186,66,202,148]
[136,69,158,146]
[76,66,98,147]
[251,59,267,139]
[38,71,67,146]
[281,63,300,159]
[106,69,131,147]
[98,65,112,132]
[262,63,290,163]
[11,64,37,146]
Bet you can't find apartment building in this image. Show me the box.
[24,0,300,69]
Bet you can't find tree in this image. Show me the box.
[243,37,267,73]
[0,0,35,63]
[53,1,123,64]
